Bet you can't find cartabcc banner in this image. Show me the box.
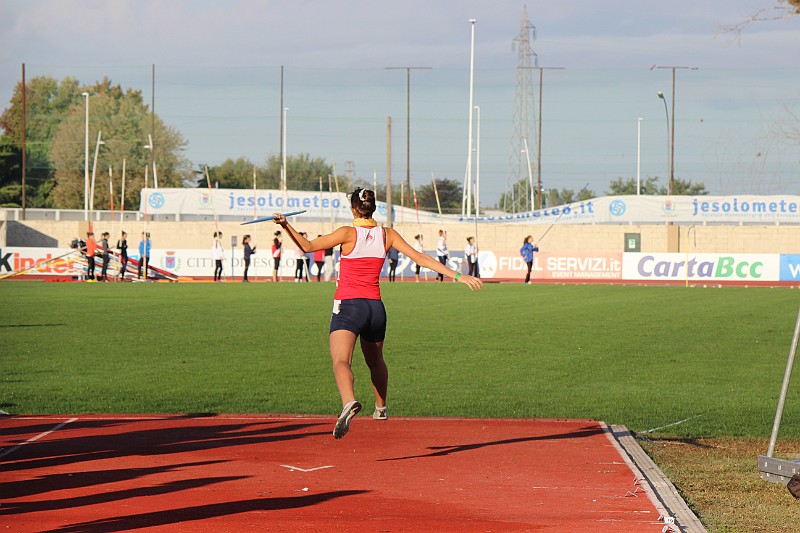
[622,253,782,282]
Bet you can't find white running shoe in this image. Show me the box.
[373,405,388,420]
[333,400,362,439]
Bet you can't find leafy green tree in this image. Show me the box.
[414,178,463,214]
[606,176,708,196]
[545,187,594,207]
[201,158,261,189]
[48,77,190,210]
[266,153,335,191]
[201,153,335,192]
[498,178,539,213]
[498,178,592,212]
[607,176,662,195]
[0,76,81,207]
[0,135,22,206]
[1,75,189,210]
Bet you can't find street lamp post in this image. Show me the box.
[82,92,89,221]
[385,66,431,207]
[474,105,481,217]
[655,66,698,195]
[463,18,477,218]
[89,131,105,223]
[637,117,643,195]
[657,91,670,193]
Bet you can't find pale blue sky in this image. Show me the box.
[1,0,799,204]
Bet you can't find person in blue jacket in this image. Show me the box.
[138,232,152,280]
[520,235,539,285]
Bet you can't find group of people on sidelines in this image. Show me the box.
[206,223,537,284]
[78,230,152,282]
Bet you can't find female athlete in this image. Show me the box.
[273,187,482,439]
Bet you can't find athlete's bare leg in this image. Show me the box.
[329,330,358,406]
[361,338,388,408]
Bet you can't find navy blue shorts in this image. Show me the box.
[330,298,387,342]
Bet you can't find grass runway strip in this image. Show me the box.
[1,282,798,438]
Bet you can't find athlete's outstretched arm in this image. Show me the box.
[386,228,482,290]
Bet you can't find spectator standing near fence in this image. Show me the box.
[138,232,151,280]
[413,234,424,282]
[99,232,110,281]
[272,231,282,282]
[387,246,399,282]
[294,232,308,282]
[520,235,539,285]
[465,236,478,277]
[314,237,325,282]
[85,231,99,281]
[116,231,128,282]
[323,246,335,282]
[242,235,256,282]
[212,232,225,282]
[435,229,448,282]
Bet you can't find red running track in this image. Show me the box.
[0,415,666,532]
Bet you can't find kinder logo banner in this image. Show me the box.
[0,247,81,276]
[623,253,780,282]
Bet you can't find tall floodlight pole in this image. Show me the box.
[89,131,104,221]
[509,5,538,214]
[655,65,698,195]
[637,117,643,195]
[474,105,481,217]
[281,107,288,191]
[386,116,393,228]
[385,66,431,207]
[522,138,534,211]
[536,67,564,209]
[21,64,26,219]
[463,18,477,217]
[657,91,670,191]
[83,92,90,221]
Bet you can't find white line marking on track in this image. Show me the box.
[280,464,334,473]
[0,417,78,460]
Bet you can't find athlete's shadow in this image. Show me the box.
[1,420,329,474]
[379,426,604,461]
[37,490,369,533]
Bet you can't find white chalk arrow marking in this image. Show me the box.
[280,464,334,473]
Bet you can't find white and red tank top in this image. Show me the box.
[334,226,387,301]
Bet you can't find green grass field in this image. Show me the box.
[2,281,798,438]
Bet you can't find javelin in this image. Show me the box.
[240,210,306,225]
[535,182,590,247]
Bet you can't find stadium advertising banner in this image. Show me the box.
[3,247,798,284]
[479,252,623,281]
[139,188,444,224]
[142,189,800,225]
[0,247,83,276]
[622,253,782,283]
[465,195,800,225]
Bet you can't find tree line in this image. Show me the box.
[1,74,708,214]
